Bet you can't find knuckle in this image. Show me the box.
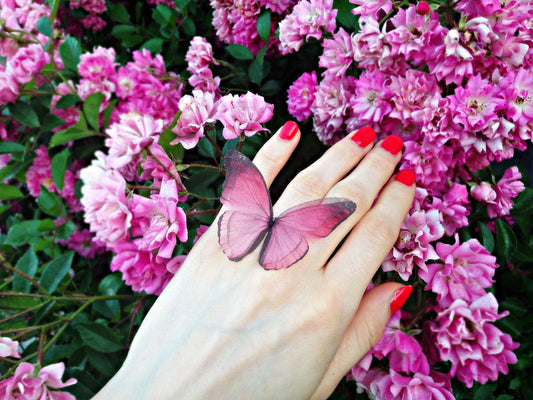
[361,212,398,247]
[333,180,371,212]
[290,169,328,200]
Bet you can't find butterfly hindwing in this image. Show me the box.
[259,198,356,270]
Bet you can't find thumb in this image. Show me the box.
[310,282,412,400]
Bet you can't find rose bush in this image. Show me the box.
[1,0,532,399]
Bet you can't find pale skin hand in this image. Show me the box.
[93,125,415,400]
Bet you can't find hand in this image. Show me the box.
[93,123,416,400]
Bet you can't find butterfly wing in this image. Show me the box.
[259,198,356,270]
[218,150,273,261]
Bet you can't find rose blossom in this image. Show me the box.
[420,235,498,307]
[105,112,164,169]
[487,166,525,218]
[0,362,76,400]
[78,46,117,81]
[8,43,50,84]
[171,90,218,149]
[216,92,273,140]
[0,337,20,358]
[471,181,497,203]
[287,71,318,121]
[430,293,519,388]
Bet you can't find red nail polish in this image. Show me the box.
[351,126,376,148]
[390,286,412,315]
[395,169,416,186]
[381,135,403,155]
[279,121,299,140]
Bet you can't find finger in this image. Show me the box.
[309,283,409,400]
[252,121,301,188]
[300,136,406,270]
[273,127,376,213]
[326,169,416,297]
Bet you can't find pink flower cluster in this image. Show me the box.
[210,0,298,54]
[0,0,54,105]
[283,0,527,392]
[69,0,107,31]
[0,362,77,400]
[78,38,274,294]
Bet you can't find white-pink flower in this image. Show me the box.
[8,43,50,84]
[216,92,273,140]
[171,90,217,149]
[80,152,132,250]
[0,337,21,358]
[105,112,165,169]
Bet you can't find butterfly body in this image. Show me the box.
[218,150,356,270]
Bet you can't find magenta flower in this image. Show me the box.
[0,337,20,358]
[287,71,318,122]
[487,166,525,218]
[105,112,164,169]
[25,145,55,198]
[0,64,19,105]
[318,28,354,78]
[433,183,470,236]
[369,370,455,400]
[0,362,76,400]
[130,178,188,260]
[430,293,519,388]
[78,46,116,81]
[186,36,217,76]
[8,43,50,84]
[57,229,106,259]
[279,0,337,54]
[351,70,393,124]
[498,68,533,126]
[350,0,392,18]
[80,152,132,250]
[171,90,218,149]
[216,92,273,140]
[110,241,177,295]
[382,209,444,280]
[420,235,498,307]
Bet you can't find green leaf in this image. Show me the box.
[248,46,267,85]
[42,114,66,132]
[39,251,74,293]
[0,141,25,155]
[477,222,495,253]
[55,94,80,109]
[76,322,124,352]
[0,183,24,200]
[8,101,40,127]
[107,2,131,23]
[51,147,70,191]
[111,24,136,39]
[56,219,76,240]
[226,44,254,60]
[153,4,173,27]
[174,0,189,12]
[198,132,217,158]
[36,16,53,37]
[51,114,95,146]
[59,36,82,72]
[13,249,38,293]
[98,273,124,295]
[102,99,118,129]
[511,187,533,215]
[5,220,43,246]
[0,296,41,309]
[37,186,63,217]
[261,80,281,96]
[495,219,517,260]
[257,10,271,43]
[141,38,164,55]
[83,92,104,130]
[333,0,357,29]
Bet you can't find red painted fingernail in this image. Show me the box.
[395,169,416,186]
[279,121,299,140]
[390,285,413,315]
[381,135,403,155]
[351,126,376,148]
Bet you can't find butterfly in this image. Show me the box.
[217,150,356,270]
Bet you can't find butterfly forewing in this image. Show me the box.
[218,150,273,261]
[259,198,356,269]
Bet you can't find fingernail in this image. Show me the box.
[381,135,403,155]
[279,121,299,140]
[395,169,416,186]
[390,285,412,315]
[351,126,376,148]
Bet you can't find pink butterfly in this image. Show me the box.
[218,150,356,270]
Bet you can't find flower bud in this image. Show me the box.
[471,182,497,203]
[416,1,430,15]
